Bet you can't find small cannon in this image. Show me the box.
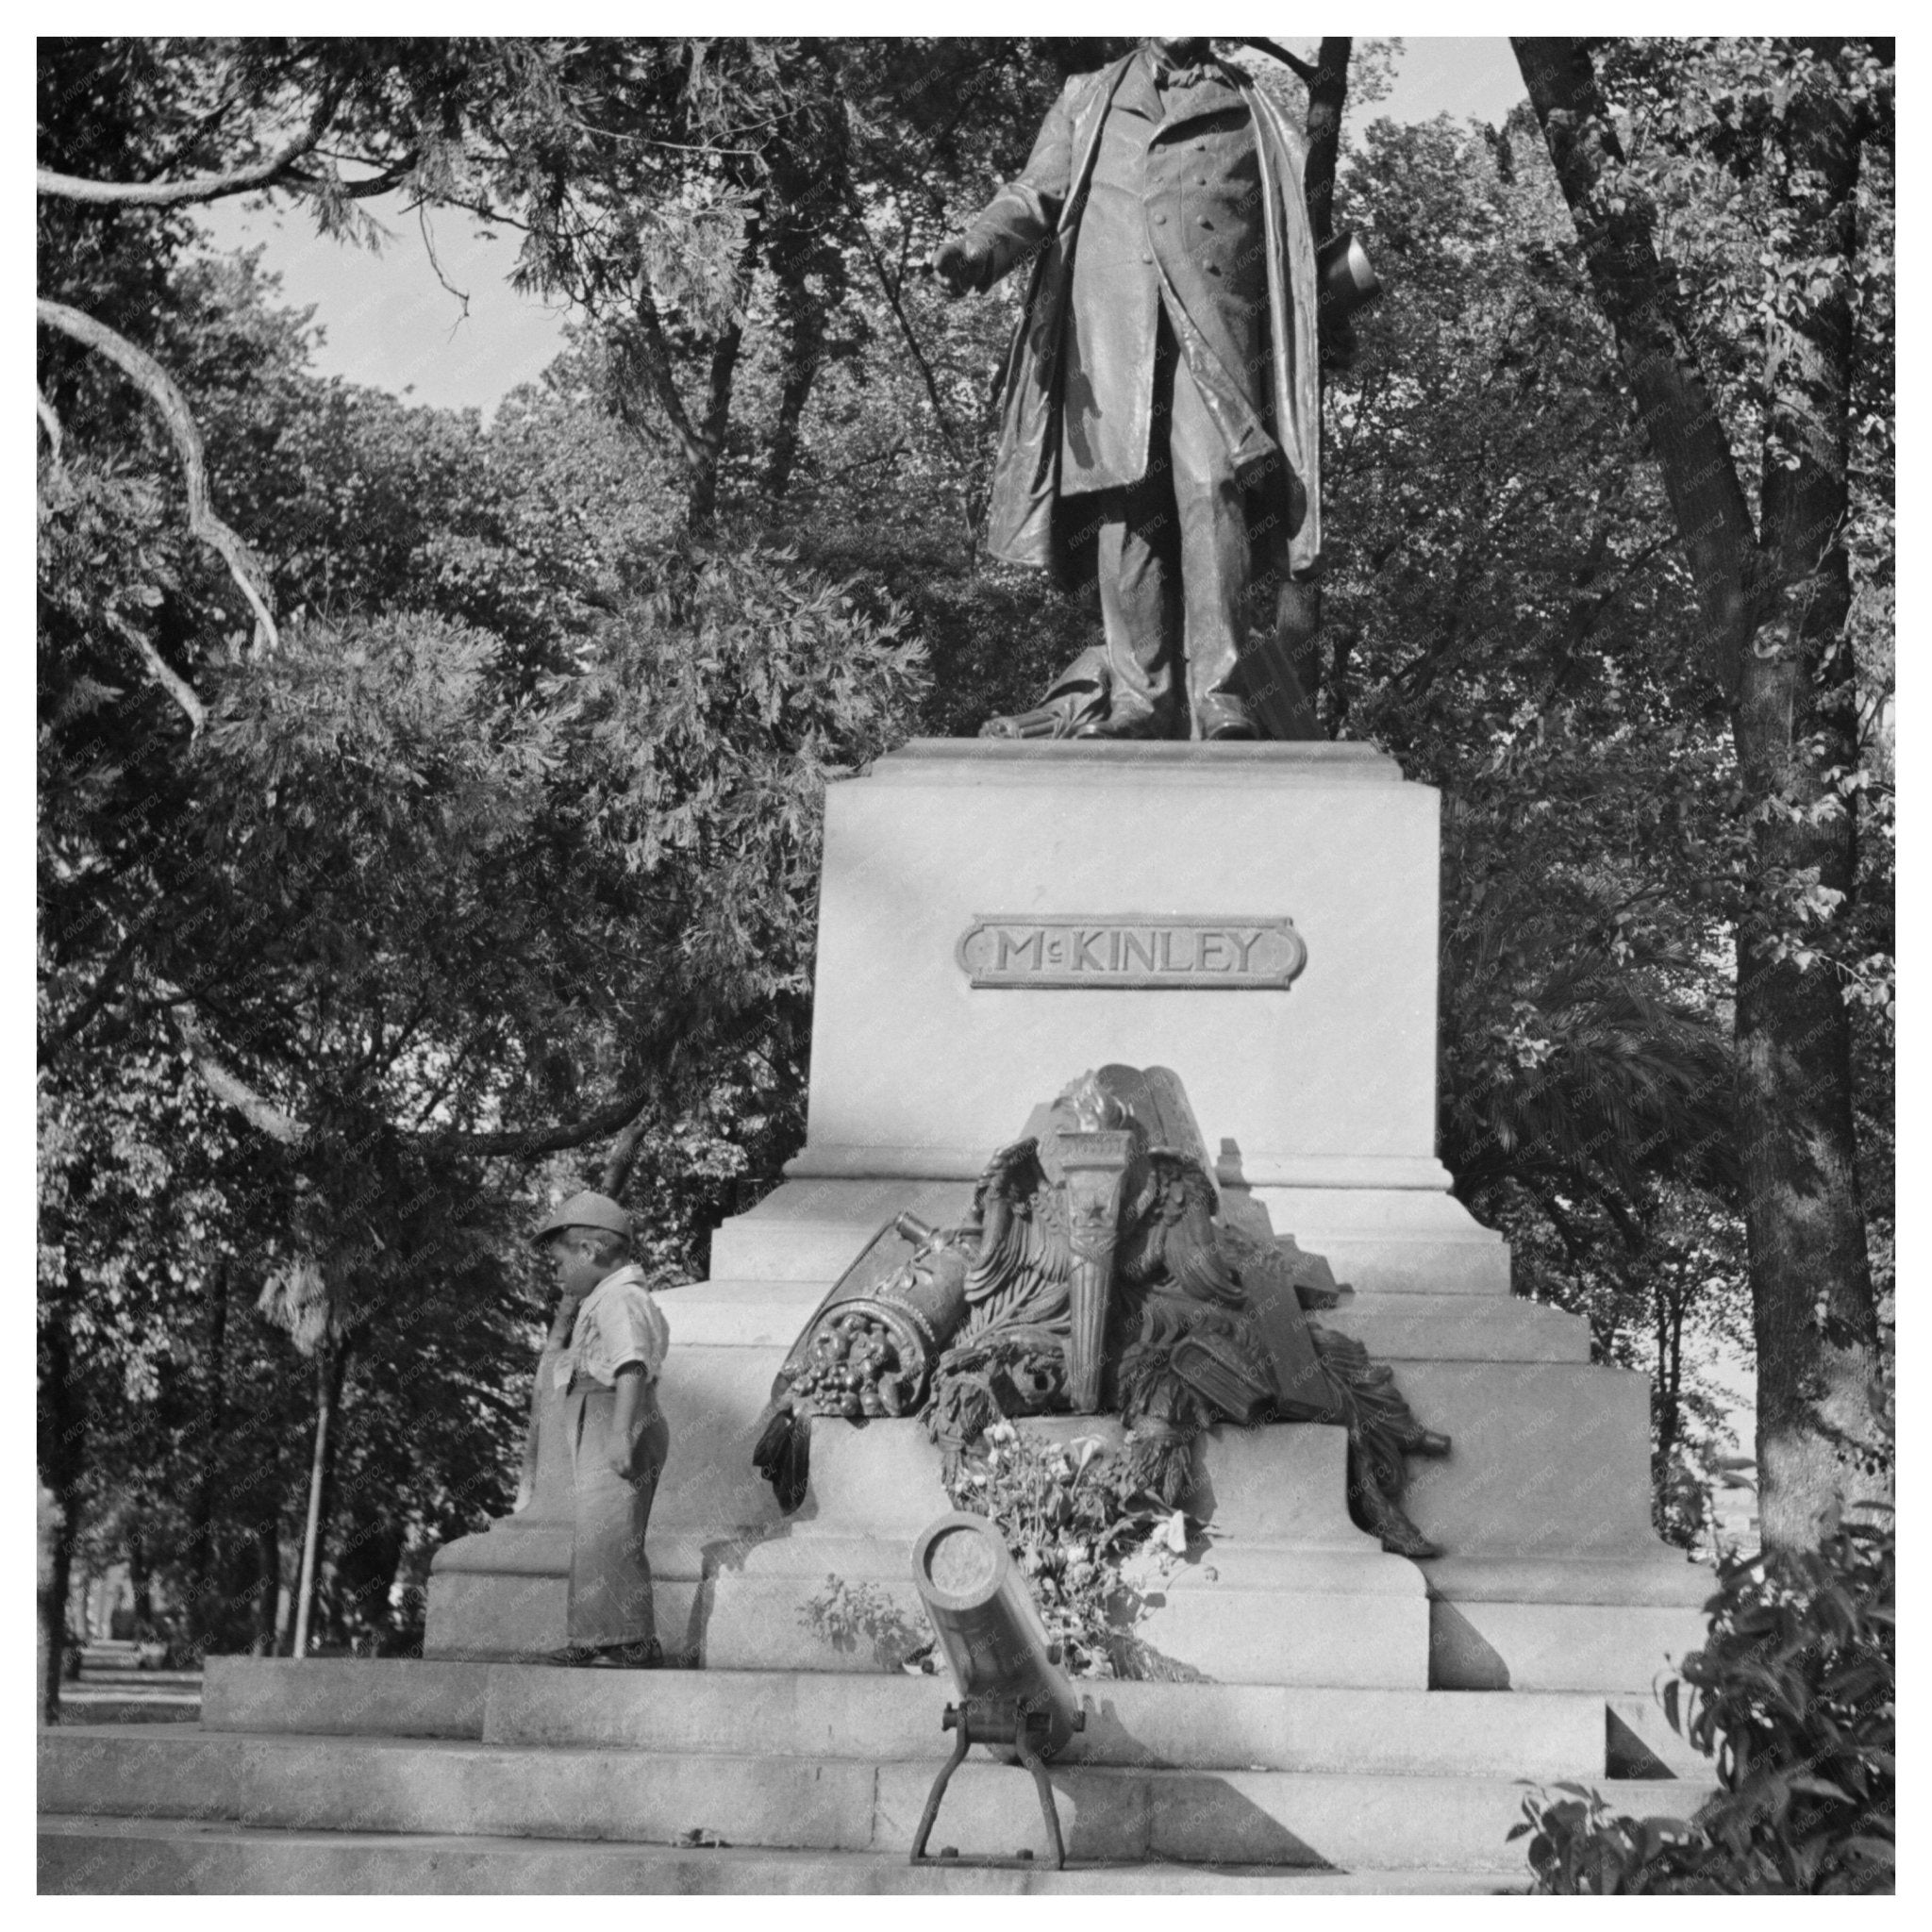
[908,1509,1085,1870]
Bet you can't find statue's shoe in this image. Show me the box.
[1072,703,1178,741]
[980,689,1177,741]
[1402,1427,1453,1457]
[1357,1484,1442,1559]
[547,1638,663,1668]
[1192,692,1259,740]
[979,679,1107,740]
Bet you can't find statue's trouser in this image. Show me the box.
[563,1382,669,1649]
[1082,311,1235,735]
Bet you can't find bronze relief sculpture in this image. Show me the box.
[755,1065,1449,1557]
[934,38,1376,743]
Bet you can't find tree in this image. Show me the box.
[38,42,929,1701]
[1311,106,1757,1535]
[1510,38,1892,1552]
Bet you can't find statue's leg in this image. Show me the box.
[978,468,1179,741]
[1310,1324,1449,1559]
[1263,569,1325,740]
[1167,347,1258,741]
[1231,493,1324,741]
[1091,469,1183,737]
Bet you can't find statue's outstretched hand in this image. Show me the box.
[931,237,986,297]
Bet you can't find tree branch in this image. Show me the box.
[36,385,62,466]
[837,177,964,468]
[103,604,207,734]
[37,298,280,653]
[1239,39,1321,86]
[173,1008,309,1146]
[36,92,338,208]
[438,1084,658,1159]
[38,923,151,1071]
[598,1094,659,1198]
[615,285,708,472]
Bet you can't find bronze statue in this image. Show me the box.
[935,38,1372,743]
[754,1066,1449,1557]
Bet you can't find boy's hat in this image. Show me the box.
[532,1190,633,1242]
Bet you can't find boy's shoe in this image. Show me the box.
[583,1638,663,1669]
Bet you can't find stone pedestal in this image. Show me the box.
[700,1418,1428,1688]
[427,739,1706,1692]
[728,739,1507,1296]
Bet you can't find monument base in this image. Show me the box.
[701,1419,1429,1689]
[428,737,1708,1695]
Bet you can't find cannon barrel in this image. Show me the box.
[910,1510,1082,1761]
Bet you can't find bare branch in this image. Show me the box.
[36,93,337,208]
[36,386,62,466]
[38,924,151,1071]
[173,1008,309,1146]
[616,285,709,471]
[414,202,472,328]
[37,298,280,653]
[1239,39,1321,86]
[103,604,207,735]
[836,178,964,467]
[439,1084,658,1159]
[599,1094,659,1197]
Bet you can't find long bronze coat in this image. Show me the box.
[970,51,1323,583]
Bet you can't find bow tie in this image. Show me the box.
[1149,43,1218,88]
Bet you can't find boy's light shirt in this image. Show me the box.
[555,1263,670,1391]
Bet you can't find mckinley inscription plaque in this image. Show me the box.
[956,915,1307,991]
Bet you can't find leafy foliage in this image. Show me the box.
[36,36,1892,1668]
[943,1423,1189,1680]
[1514,1515,1894,1892]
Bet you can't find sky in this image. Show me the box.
[190,38,1528,419]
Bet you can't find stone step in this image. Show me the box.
[1324,1294,1589,1364]
[36,1817,1529,1894]
[1425,1587,1712,1694]
[204,1659,1617,1779]
[38,1726,1711,1872]
[706,1180,1519,1299]
[658,1280,1594,1362]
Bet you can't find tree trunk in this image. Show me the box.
[1303,38,1352,248]
[1736,49,1886,1551]
[1652,1284,1680,1477]
[1511,38,1761,694]
[38,1310,86,1724]
[127,1525,153,1635]
[689,203,764,532]
[1514,36,1887,1553]
[188,1257,229,1643]
[764,198,828,501]
[309,1335,356,1648]
[291,1342,338,1658]
[252,1513,280,1656]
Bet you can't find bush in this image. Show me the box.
[944,1422,1188,1680]
[1514,1515,1894,1893]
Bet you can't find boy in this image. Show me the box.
[525,1190,671,1666]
